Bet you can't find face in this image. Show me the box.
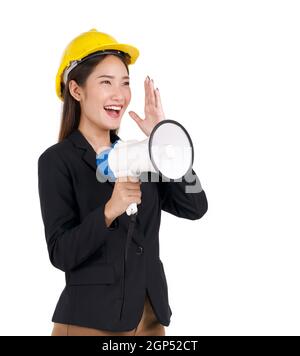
[69,55,131,131]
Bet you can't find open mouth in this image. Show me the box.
[103,105,123,119]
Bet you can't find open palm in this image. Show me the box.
[129,76,166,137]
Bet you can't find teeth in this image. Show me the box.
[104,105,122,111]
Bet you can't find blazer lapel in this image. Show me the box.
[67,129,120,187]
[83,148,97,171]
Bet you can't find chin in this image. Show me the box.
[109,125,120,131]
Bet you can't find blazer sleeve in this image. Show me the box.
[38,148,118,273]
[156,168,208,220]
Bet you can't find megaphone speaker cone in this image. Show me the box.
[148,120,194,180]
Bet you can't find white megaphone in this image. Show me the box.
[96,119,194,215]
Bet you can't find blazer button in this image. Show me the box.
[136,246,144,255]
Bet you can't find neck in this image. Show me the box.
[78,118,111,155]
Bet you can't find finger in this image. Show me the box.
[128,176,139,183]
[116,176,128,183]
[148,79,156,107]
[126,186,141,192]
[127,191,142,198]
[154,87,165,114]
[129,111,144,125]
[117,176,140,183]
[144,77,150,107]
[127,196,142,205]
[144,76,156,110]
[125,180,141,189]
[127,187,142,194]
[118,179,139,187]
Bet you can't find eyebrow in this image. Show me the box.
[96,75,130,80]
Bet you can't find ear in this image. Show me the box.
[68,80,82,102]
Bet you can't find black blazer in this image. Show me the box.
[37,128,208,332]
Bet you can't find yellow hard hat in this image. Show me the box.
[55,28,140,101]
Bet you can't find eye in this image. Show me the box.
[100,80,111,84]
[123,82,130,86]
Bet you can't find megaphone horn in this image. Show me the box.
[96,120,194,215]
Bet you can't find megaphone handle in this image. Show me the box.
[126,203,138,216]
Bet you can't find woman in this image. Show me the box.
[38,29,208,336]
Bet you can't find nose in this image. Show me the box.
[111,86,125,101]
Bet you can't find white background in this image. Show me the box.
[0,0,299,336]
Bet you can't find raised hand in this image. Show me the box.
[129,76,166,137]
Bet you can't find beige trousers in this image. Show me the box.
[51,294,165,336]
